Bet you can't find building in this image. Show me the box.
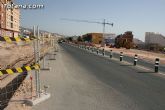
[104,33,116,46]
[0,0,6,36]
[145,32,165,47]
[82,33,103,44]
[0,0,20,37]
[133,38,145,49]
[115,31,134,49]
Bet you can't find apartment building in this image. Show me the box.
[82,33,103,44]
[0,0,6,36]
[0,0,20,37]
[115,31,134,49]
[145,32,165,47]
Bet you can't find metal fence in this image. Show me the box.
[0,72,28,109]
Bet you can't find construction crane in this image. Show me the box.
[61,18,114,46]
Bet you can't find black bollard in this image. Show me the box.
[134,54,138,66]
[97,49,99,54]
[110,50,113,58]
[155,58,159,73]
[120,52,123,61]
[91,47,94,52]
[102,49,105,56]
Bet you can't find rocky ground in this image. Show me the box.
[4,79,33,110]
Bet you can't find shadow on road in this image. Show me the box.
[138,71,155,74]
[120,64,134,67]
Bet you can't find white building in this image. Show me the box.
[145,32,165,47]
[104,33,116,45]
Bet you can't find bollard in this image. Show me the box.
[91,47,93,51]
[102,49,105,56]
[97,49,99,54]
[110,50,113,58]
[155,58,159,73]
[91,47,94,52]
[134,54,138,66]
[120,52,123,61]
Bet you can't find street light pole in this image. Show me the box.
[102,19,106,47]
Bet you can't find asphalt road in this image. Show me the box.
[87,46,165,72]
[33,43,165,110]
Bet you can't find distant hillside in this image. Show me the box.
[133,38,144,44]
[20,27,63,37]
[20,26,50,33]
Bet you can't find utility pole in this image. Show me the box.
[102,19,106,47]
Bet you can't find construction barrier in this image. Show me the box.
[0,36,36,43]
[0,64,40,76]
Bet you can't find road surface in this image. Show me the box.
[33,43,165,110]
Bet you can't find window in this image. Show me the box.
[11,23,13,28]
[11,16,13,21]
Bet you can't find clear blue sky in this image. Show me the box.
[17,0,165,41]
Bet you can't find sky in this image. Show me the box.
[17,0,165,41]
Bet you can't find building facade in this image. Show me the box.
[145,32,165,47]
[104,33,116,46]
[0,0,20,37]
[82,33,103,44]
[0,0,6,36]
[115,31,134,49]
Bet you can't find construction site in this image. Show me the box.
[1,0,165,110]
[0,26,60,110]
